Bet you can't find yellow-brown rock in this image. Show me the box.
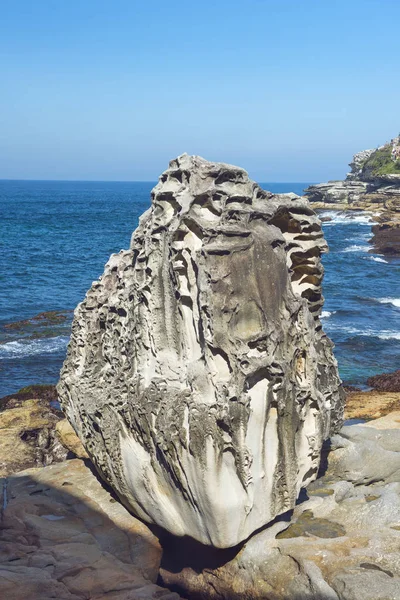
[56,418,88,459]
[345,390,400,421]
[0,398,67,477]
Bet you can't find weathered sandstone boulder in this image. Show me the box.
[55,419,89,459]
[369,216,400,255]
[304,180,369,207]
[58,154,344,548]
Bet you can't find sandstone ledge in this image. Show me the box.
[0,459,181,600]
[345,390,400,421]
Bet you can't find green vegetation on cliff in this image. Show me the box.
[362,144,400,177]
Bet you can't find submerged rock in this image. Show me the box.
[58,154,344,548]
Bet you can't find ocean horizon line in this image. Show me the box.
[0,178,314,185]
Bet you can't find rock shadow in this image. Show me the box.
[0,458,180,600]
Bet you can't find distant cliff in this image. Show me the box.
[305,137,400,210]
[304,137,400,254]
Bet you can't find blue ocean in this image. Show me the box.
[1,180,399,397]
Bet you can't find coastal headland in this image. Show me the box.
[304,137,400,255]
[1,382,399,599]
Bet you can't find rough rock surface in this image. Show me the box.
[0,384,58,408]
[56,419,89,459]
[58,154,344,548]
[159,413,400,600]
[0,396,68,477]
[369,216,400,255]
[304,142,400,210]
[346,149,376,180]
[0,459,181,600]
[0,387,88,477]
[367,369,400,393]
[304,180,369,207]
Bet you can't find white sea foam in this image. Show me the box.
[341,245,371,253]
[377,332,400,340]
[344,233,371,243]
[324,323,400,340]
[368,256,388,264]
[319,211,373,226]
[321,310,336,318]
[0,336,70,359]
[378,298,400,308]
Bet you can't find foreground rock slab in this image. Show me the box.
[59,154,344,548]
[159,413,400,600]
[0,459,181,600]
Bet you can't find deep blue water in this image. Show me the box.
[0,180,399,396]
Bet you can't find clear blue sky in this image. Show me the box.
[1,0,399,182]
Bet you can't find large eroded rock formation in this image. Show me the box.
[58,154,344,548]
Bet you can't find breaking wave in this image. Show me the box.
[341,244,371,253]
[321,310,336,318]
[319,211,373,226]
[324,323,400,341]
[377,298,400,308]
[368,256,388,264]
[0,336,70,359]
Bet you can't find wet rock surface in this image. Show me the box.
[58,154,344,548]
[367,369,400,393]
[0,459,181,600]
[369,219,400,255]
[0,384,59,409]
[159,413,400,600]
[1,310,73,342]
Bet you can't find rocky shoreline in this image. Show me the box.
[304,143,400,255]
[1,383,399,599]
[1,154,399,600]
